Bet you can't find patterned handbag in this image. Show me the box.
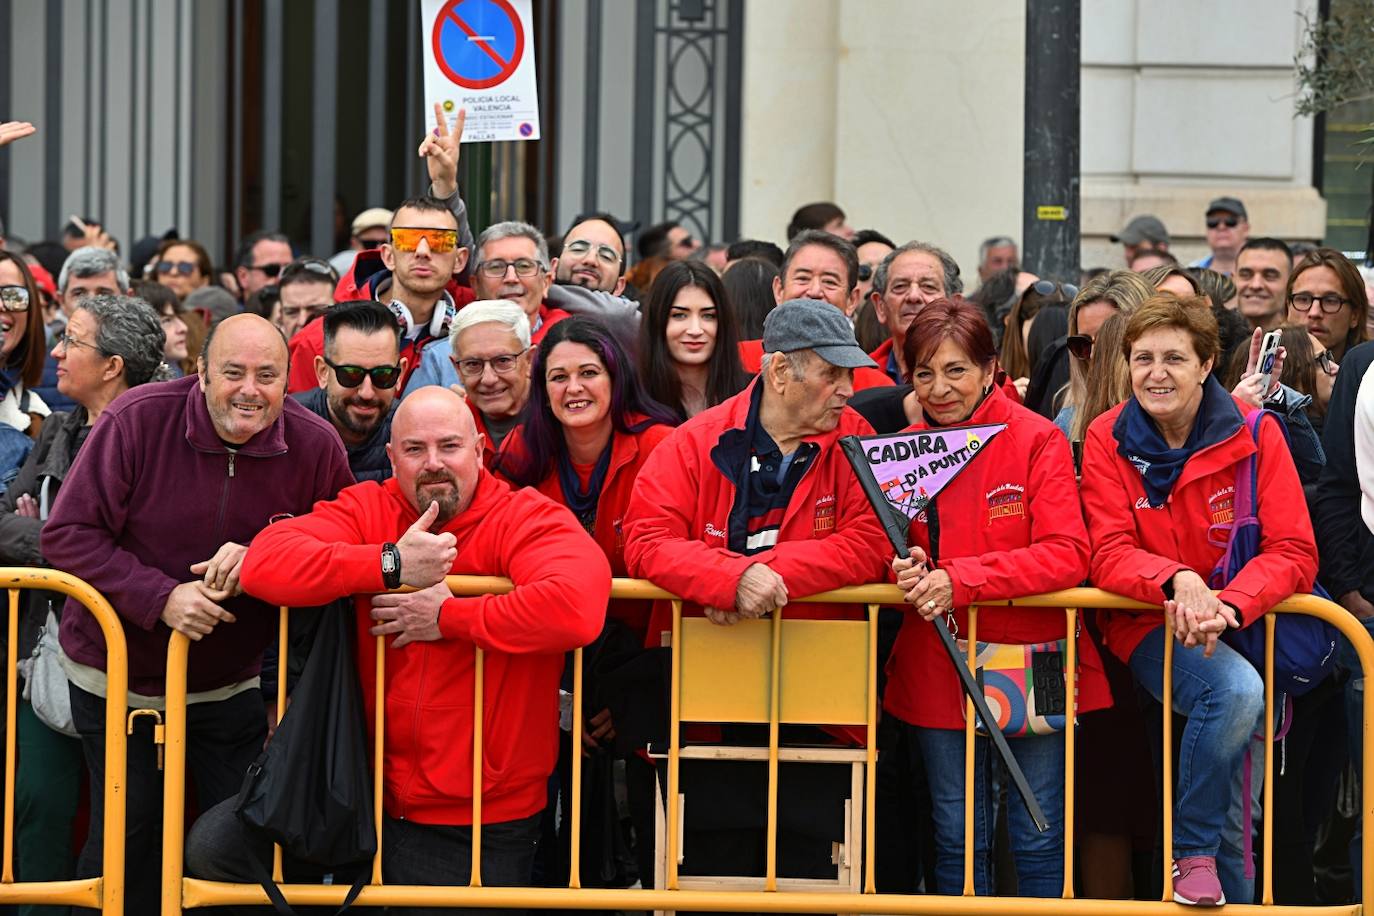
[955,636,1076,737]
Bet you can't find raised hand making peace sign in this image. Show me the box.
[418,103,468,200]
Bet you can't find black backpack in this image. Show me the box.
[235,600,376,913]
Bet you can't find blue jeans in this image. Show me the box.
[1129,625,1265,904]
[909,721,1065,897]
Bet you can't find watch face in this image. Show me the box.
[382,550,398,574]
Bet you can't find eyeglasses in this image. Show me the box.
[476,258,543,279]
[358,237,388,250]
[1066,334,1093,361]
[56,332,101,354]
[562,239,621,264]
[1289,291,1351,314]
[0,286,31,311]
[1030,279,1079,300]
[1206,216,1241,230]
[248,262,291,278]
[857,264,874,283]
[1316,348,1339,376]
[454,351,527,378]
[389,227,459,254]
[280,257,339,286]
[674,235,696,250]
[322,356,402,390]
[157,260,199,277]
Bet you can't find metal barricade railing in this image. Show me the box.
[0,567,128,914]
[157,578,1374,915]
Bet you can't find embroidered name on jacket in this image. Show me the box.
[1208,486,1235,526]
[813,493,836,534]
[985,482,1026,522]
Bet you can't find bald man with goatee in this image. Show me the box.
[233,385,608,905]
[42,313,355,912]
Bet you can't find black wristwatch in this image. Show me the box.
[381,542,402,590]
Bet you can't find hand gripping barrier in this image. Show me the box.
[156,579,1374,915]
[0,567,128,913]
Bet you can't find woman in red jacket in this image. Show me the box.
[495,316,677,888]
[886,298,1110,898]
[496,316,678,635]
[1079,294,1318,907]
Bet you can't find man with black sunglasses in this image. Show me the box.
[295,300,404,482]
[232,230,294,302]
[1190,197,1249,276]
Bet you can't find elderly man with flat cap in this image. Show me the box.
[623,298,890,883]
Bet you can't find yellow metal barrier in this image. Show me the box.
[157,579,1373,915]
[0,567,128,913]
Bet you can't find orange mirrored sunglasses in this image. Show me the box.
[389,227,459,253]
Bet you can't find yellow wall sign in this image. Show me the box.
[1036,205,1067,221]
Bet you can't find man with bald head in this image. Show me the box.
[41,312,355,911]
[236,385,608,903]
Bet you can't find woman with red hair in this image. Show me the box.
[884,297,1111,897]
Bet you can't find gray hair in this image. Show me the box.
[978,235,1016,266]
[58,246,130,294]
[448,299,532,351]
[871,241,963,299]
[76,294,169,387]
[475,221,550,269]
[759,349,812,381]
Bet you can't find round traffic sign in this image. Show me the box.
[432,0,526,91]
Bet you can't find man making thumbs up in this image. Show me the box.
[235,385,610,900]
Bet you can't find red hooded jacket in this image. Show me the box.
[881,386,1110,729]
[623,381,891,644]
[1079,397,1318,664]
[496,420,675,640]
[239,472,609,827]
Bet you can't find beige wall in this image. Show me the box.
[740,0,1025,280]
[740,0,1326,279]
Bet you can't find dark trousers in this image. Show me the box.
[16,699,85,916]
[186,797,540,916]
[69,683,265,915]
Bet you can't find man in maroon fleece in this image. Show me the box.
[230,386,608,905]
[41,313,355,912]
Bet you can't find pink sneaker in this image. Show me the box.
[1173,856,1225,906]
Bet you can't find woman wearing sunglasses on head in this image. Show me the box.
[149,238,214,301]
[1001,279,1074,400]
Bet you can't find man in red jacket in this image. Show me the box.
[234,386,609,900]
[623,298,890,881]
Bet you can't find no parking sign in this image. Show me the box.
[422,0,541,142]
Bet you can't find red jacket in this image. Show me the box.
[239,472,609,827]
[624,381,891,643]
[882,386,1110,728]
[1079,397,1318,664]
[496,420,675,640]
[737,339,894,393]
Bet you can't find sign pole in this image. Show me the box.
[839,435,1049,832]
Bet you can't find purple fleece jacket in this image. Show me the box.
[43,374,354,695]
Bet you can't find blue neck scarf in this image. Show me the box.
[1114,376,1241,508]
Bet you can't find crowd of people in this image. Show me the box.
[1,113,1373,915]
